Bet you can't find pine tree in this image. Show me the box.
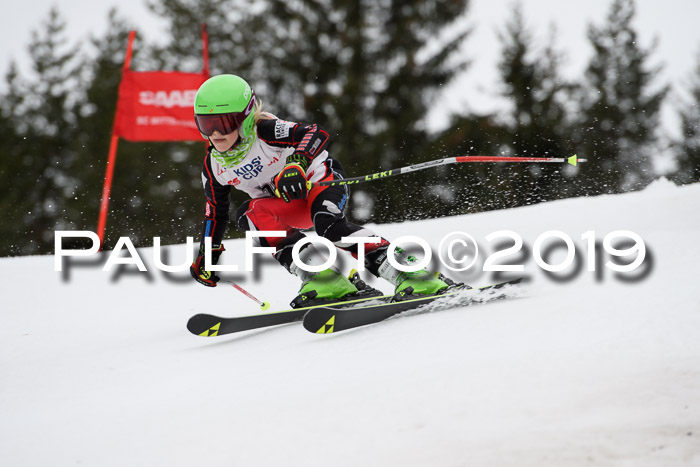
[1,8,84,255]
[496,4,575,205]
[146,0,263,77]
[673,49,700,185]
[72,9,141,248]
[364,1,471,222]
[275,0,472,221]
[427,114,509,215]
[74,8,213,249]
[150,0,472,223]
[576,0,668,194]
[0,63,28,255]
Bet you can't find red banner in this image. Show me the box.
[114,70,208,142]
[98,26,210,248]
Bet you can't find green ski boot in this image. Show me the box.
[291,268,359,308]
[375,247,451,300]
[301,268,358,299]
[394,270,450,300]
[286,241,384,308]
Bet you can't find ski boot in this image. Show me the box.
[290,268,384,308]
[393,270,450,301]
[370,246,462,301]
[287,240,384,308]
[347,268,386,299]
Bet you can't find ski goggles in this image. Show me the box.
[194,93,256,136]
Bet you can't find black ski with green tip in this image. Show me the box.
[302,278,523,334]
[187,293,392,337]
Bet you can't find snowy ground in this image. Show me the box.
[2,179,699,466]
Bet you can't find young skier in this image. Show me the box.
[189,74,450,306]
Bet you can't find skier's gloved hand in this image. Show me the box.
[190,243,225,287]
[274,152,311,203]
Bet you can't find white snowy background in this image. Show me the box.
[2,178,699,466]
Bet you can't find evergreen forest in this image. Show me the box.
[1,0,698,256]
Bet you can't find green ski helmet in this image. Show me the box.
[194,74,257,139]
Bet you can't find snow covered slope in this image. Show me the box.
[2,179,699,467]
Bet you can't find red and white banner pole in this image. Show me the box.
[97,31,135,249]
[96,27,210,249]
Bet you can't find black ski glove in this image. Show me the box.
[275,153,311,203]
[190,243,225,287]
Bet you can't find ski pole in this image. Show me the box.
[313,154,585,188]
[220,280,271,310]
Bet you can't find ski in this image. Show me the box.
[302,278,523,334]
[187,293,392,337]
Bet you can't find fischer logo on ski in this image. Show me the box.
[302,278,523,334]
[199,322,221,337]
[315,316,336,334]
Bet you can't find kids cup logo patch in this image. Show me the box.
[233,156,264,180]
